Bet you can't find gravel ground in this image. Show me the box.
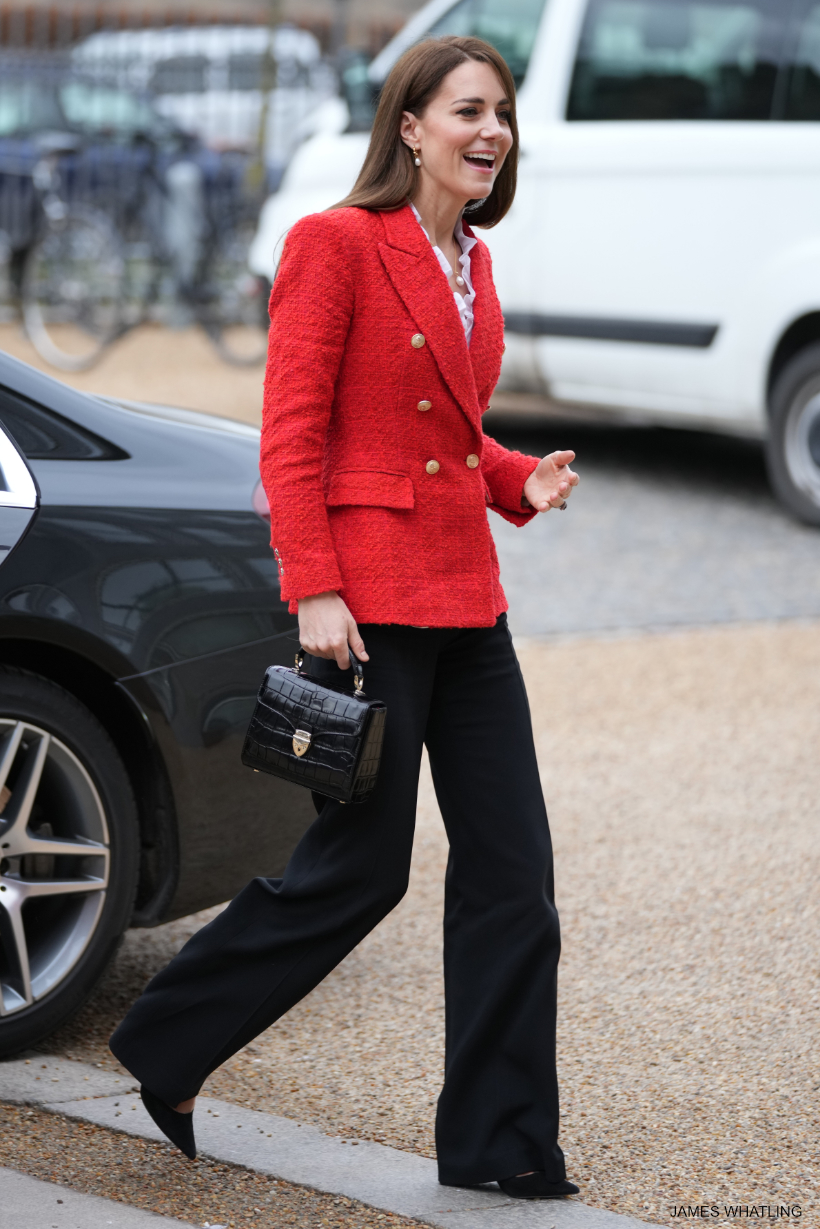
[34,621,820,1228]
[0,1102,425,1229]
[488,420,820,637]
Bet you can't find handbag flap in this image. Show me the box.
[260,667,371,736]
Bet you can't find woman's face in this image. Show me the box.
[401,59,514,207]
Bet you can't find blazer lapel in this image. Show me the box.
[462,228,503,409]
[378,206,481,431]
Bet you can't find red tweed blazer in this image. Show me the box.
[260,203,539,627]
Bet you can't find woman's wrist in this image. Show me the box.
[299,590,340,605]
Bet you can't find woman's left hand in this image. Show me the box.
[522,450,579,512]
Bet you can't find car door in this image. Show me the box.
[0,421,38,567]
[516,0,820,432]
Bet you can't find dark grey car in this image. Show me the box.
[0,350,313,1055]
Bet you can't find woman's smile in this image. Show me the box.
[463,149,497,172]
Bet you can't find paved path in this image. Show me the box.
[1,1055,660,1229]
[488,419,820,636]
[0,1168,192,1229]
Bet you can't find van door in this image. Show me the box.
[0,422,38,567]
[517,0,820,433]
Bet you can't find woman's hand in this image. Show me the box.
[297,592,369,669]
[522,450,579,512]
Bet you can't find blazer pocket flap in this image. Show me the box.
[326,469,414,510]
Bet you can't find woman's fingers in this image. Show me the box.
[348,622,369,663]
[297,592,366,666]
[328,639,348,669]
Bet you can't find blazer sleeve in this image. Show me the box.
[260,213,354,601]
[481,434,540,527]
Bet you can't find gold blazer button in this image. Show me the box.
[426,460,440,475]
[466,454,480,469]
[417,400,432,411]
[411,333,426,348]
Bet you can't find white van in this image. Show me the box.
[72,24,335,183]
[249,0,820,525]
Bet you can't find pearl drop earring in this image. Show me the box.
[413,147,421,167]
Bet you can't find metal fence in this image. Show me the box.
[0,2,394,371]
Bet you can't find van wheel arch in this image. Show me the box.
[766,341,820,526]
[767,313,820,402]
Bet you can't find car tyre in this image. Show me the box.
[0,668,139,1057]
[766,343,820,526]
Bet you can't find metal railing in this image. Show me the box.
[0,1,396,369]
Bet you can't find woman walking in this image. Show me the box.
[110,34,579,1200]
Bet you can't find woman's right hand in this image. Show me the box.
[297,592,368,669]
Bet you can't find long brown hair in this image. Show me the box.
[332,35,518,228]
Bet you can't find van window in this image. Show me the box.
[0,80,64,135]
[60,83,159,135]
[567,0,786,120]
[428,0,548,86]
[150,55,209,96]
[783,3,820,118]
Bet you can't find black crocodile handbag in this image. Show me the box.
[241,648,386,804]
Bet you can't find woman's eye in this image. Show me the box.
[457,107,478,117]
[498,110,512,123]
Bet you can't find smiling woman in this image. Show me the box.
[108,33,581,1208]
[334,35,519,228]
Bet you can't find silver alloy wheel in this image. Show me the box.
[0,720,110,1016]
[784,379,820,507]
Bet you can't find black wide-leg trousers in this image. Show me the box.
[110,615,565,1187]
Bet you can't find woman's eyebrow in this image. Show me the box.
[452,96,510,106]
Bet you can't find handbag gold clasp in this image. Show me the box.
[292,729,311,757]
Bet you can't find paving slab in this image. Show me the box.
[0,1053,137,1104]
[0,1167,194,1229]
[50,1092,651,1229]
[3,1055,660,1229]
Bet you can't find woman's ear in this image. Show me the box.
[400,111,421,150]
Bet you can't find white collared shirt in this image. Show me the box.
[409,202,477,346]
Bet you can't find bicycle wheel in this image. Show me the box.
[199,221,270,367]
[22,208,124,372]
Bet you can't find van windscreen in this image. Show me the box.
[567,0,787,121]
[428,0,548,86]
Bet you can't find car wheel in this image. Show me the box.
[0,668,139,1057]
[767,343,820,526]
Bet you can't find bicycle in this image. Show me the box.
[9,133,125,372]
[11,133,270,372]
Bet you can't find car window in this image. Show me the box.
[428,0,549,86]
[567,0,787,120]
[150,55,209,95]
[0,388,126,461]
[0,80,64,135]
[59,82,159,134]
[783,2,820,118]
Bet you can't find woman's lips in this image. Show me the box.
[463,153,495,172]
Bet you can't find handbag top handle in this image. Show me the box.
[295,646,365,697]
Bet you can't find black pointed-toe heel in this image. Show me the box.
[498,1173,580,1199]
[140,1086,197,1160]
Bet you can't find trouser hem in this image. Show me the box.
[437,1153,566,1189]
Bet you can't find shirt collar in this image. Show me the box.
[409,202,477,264]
